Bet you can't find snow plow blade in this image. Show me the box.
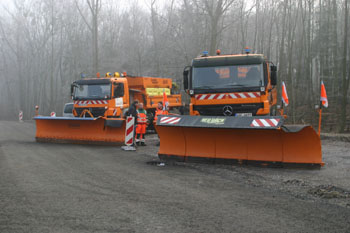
[156,115,324,167]
[34,116,125,145]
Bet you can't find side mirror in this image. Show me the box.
[114,83,124,98]
[70,84,76,97]
[183,71,188,90]
[270,65,277,86]
[183,66,191,90]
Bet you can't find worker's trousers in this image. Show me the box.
[135,124,146,144]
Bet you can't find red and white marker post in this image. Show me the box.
[121,116,136,151]
[19,110,23,122]
[50,112,56,117]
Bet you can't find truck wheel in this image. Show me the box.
[146,111,155,133]
[270,107,277,116]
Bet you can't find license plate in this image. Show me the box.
[235,113,252,117]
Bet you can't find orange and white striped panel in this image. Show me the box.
[195,92,260,100]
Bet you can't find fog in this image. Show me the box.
[0,0,349,132]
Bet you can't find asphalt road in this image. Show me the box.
[0,121,350,233]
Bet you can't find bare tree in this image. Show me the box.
[195,0,236,55]
[0,0,348,131]
[339,0,349,132]
[76,0,101,74]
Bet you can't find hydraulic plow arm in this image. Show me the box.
[156,115,323,167]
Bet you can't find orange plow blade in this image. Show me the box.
[156,115,323,167]
[34,116,125,145]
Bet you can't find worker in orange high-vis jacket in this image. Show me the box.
[153,101,168,146]
[135,103,148,146]
[153,101,168,125]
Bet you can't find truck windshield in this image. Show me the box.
[193,64,264,89]
[73,84,111,100]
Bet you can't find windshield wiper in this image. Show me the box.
[196,85,216,90]
[216,84,247,88]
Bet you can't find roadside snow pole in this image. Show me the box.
[318,106,322,137]
[19,111,23,122]
[35,106,39,116]
[318,81,328,136]
[50,112,56,117]
[121,116,136,151]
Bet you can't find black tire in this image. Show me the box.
[270,106,277,116]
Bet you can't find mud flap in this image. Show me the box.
[34,116,125,145]
[156,115,323,167]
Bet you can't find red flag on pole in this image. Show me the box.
[281,81,289,106]
[163,89,169,111]
[320,81,328,108]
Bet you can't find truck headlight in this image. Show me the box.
[260,87,265,92]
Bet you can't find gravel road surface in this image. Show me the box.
[0,121,349,232]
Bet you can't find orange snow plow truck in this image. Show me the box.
[34,73,181,145]
[156,50,324,167]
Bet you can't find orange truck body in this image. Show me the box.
[155,51,324,167]
[126,76,182,111]
[34,74,181,145]
[72,75,182,119]
[185,54,277,117]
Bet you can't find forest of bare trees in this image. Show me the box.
[0,0,349,132]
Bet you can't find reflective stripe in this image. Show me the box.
[125,116,135,146]
[159,116,181,125]
[250,118,280,127]
[137,118,147,123]
[75,100,108,105]
[137,112,147,123]
[196,92,260,100]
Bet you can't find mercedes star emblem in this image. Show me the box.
[223,105,233,116]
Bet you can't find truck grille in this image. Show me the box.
[193,103,264,116]
[75,107,106,117]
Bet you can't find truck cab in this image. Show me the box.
[70,73,182,119]
[71,77,129,118]
[183,52,277,116]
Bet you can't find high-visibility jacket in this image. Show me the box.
[137,109,147,124]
